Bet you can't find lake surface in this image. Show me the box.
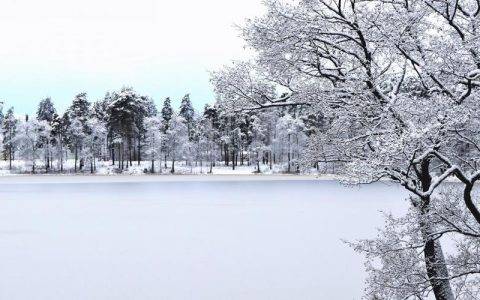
[0,179,407,300]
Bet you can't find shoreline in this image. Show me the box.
[0,173,337,184]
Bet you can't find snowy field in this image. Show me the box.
[0,177,407,299]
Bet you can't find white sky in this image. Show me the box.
[0,0,264,114]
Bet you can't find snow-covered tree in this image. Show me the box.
[37,97,56,123]
[106,87,147,170]
[143,116,164,173]
[16,117,49,173]
[83,117,107,173]
[166,114,188,173]
[2,107,17,170]
[179,94,195,141]
[37,98,57,172]
[67,93,90,172]
[249,115,267,173]
[211,1,480,298]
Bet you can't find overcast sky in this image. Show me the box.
[0,0,264,115]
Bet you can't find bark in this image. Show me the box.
[8,148,12,170]
[463,183,480,225]
[418,159,455,300]
[74,146,78,173]
[420,205,455,300]
[137,137,141,165]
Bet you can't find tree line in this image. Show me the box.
[0,87,314,174]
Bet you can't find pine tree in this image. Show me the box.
[161,97,173,132]
[160,97,174,168]
[36,98,57,171]
[179,94,195,141]
[67,92,91,172]
[37,97,57,123]
[106,87,147,170]
[2,107,17,170]
[51,113,67,171]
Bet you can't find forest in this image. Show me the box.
[0,89,311,175]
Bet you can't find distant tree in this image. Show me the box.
[83,117,107,173]
[106,87,147,170]
[2,107,17,170]
[143,116,164,173]
[16,117,49,173]
[199,112,220,173]
[166,114,188,173]
[160,97,174,167]
[161,97,173,132]
[249,115,267,173]
[67,92,90,172]
[50,113,67,171]
[37,98,57,172]
[179,94,195,141]
[37,97,56,123]
[144,96,158,117]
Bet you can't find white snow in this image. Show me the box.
[0,178,407,299]
[0,159,321,176]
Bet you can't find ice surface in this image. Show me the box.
[0,179,407,299]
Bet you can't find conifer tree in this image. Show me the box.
[179,94,195,141]
[2,107,17,170]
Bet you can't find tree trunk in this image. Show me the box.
[418,159,455,300]
[74,146,78,173]
[137,137,141,165]
[8,148,12,170]
[419,202,455,300]
[269,151,273,170]
[463,182,480,225]
[111,148,115,166]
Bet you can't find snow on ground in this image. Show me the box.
[0,179,407,300]
[0,159,324,176]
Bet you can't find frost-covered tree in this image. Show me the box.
[179,94,195,141]
[161,97,173,132]
[275,114,305,173]
[106,87,147,170]
[160,97,174,167]
[2,107,17,170]
[37,97,56,123]
[166,114,188,173]
[249,115,267,173]
[211,1,480,298]
[351,186,480,299]
[203,104,221,173]
[50,113,66,171]
[143,116,164,173]
[37,98,57,172]
[83,116,107,173]
[16,117,49,173]
[67,93,90,172]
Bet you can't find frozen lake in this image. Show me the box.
[0,178,407,300]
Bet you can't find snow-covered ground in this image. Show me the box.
[0,159,325,176]
[0,178,407,299]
